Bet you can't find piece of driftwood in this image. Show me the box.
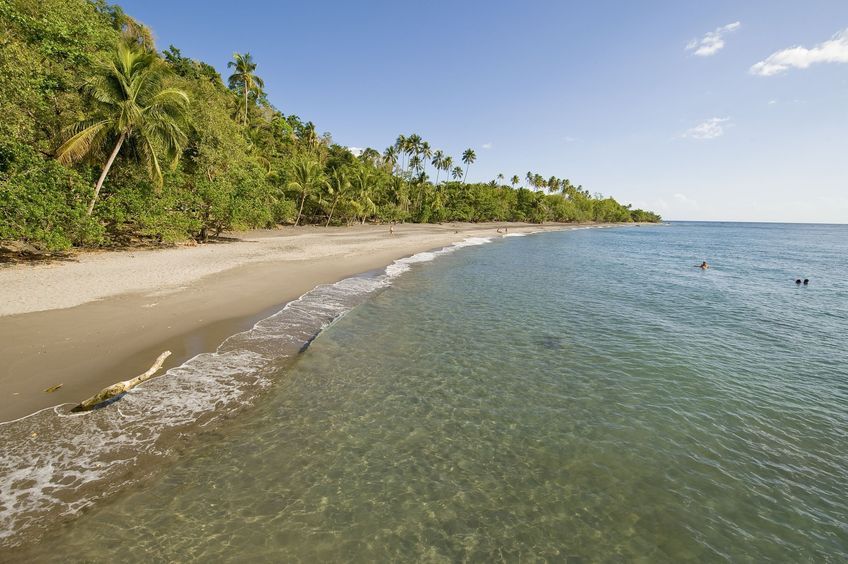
[71,351,171,412]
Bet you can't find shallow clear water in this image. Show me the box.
[7,223,848,561]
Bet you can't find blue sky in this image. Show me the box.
[121,1,848,222]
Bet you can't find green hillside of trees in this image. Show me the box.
[0,0,660,251]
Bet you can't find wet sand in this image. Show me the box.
[0,223,572,422]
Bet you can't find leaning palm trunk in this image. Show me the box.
[295,191,307,226]
[56,43,189,216]
[243,86,248,126]
[326,195,340,227]
[87,132,126,216]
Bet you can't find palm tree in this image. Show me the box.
[497,173,505,185]
[325,168,351,226]
[56,41,189,216]
[408,155,422,175]
[419,141,432,176]
[288,157,327,226]
[451,166,463,180]
[405,134,422,174]
[511,175,520,188]
[360,147,380,166]
[389,175,410,213]
[534,174,545,192]
[383,146,398,173]
[351,168,375,224]
[525,171,534,190]
[442,156,453,182]
[461,148,476,182]
[301,121,318,149]
[227,52,264,127]
[395,134,407,171]
[547,176,560,194]
[431,150,445,184]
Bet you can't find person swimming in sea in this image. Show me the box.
[803,278,809,285]
[697,261,709,269]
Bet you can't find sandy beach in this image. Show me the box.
[0,222,576,422]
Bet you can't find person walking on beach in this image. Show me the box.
[389,223,395,236]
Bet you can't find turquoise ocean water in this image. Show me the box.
[3,222,847,561]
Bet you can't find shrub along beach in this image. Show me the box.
[1,0,658,255]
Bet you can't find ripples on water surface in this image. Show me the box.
[5,222,848,561]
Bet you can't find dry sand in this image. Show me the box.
[0,222,572,421]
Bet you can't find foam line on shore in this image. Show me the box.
[0,226,627,546]
[0,235,497,547]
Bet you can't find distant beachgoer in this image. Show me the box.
[505,227,509,234]
[795,279,802,285]
[698,261,709,269]
[803,278,809,285]
[389,223,395,236]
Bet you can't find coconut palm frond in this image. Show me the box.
[55,120,110,165]
[55,40,190,214]
[150,87,190,108]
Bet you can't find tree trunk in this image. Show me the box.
[72,351,171,412]
[463,164,469,183]
[325,195,340,227]
[87,132,126,216]
[243,84,249,127]
[295,191,307,226]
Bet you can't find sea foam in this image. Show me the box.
[0,235,495,546]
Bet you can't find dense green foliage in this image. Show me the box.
[0,0,660,250]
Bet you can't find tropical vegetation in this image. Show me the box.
[0,0,659,251]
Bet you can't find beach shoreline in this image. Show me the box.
[0,222,620,422]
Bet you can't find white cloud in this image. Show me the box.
[686,21,741,57]
[750,29,848,76]
[768,99,778,105]
[347,146,364,156]
[682,117,732,140]
[481,142,493,149]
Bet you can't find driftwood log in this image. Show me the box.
[72,351,171,412]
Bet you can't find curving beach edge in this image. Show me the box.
[0,222,635,423]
